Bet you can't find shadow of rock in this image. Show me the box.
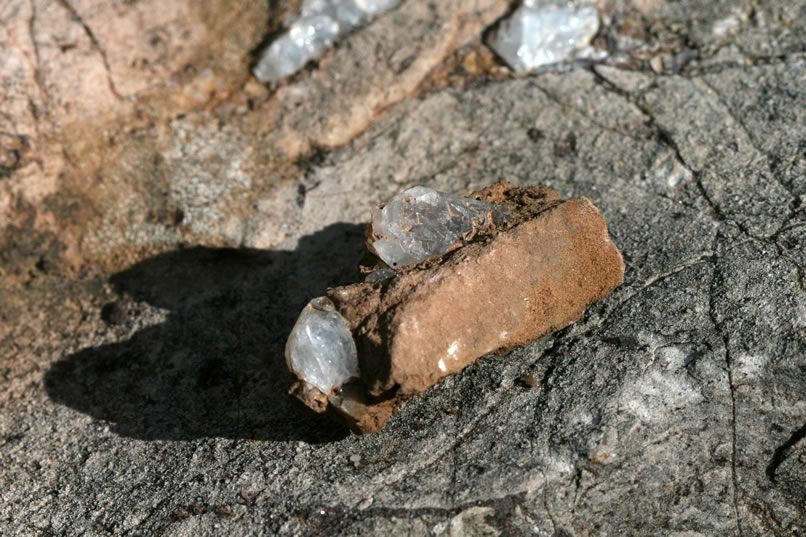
[45,223,369,443]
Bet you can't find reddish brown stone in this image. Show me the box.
[519,374,538,388]
[289,380,328,414]
[292,182,624,433]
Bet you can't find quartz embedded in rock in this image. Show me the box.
[368,186,511,267]
[488,1,600,73]
[285,296,359,394]
[253,0,401,82]
[287,181,624,433]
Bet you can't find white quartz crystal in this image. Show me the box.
[370,186,509,267]
[488,1,600,73]
[254,15,341,82]
[285,297,359,393]
[254,0,401,82]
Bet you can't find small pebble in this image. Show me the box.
[519,374,537,388]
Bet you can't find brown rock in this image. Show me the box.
[519,374,538,388]
[292,182,624,433]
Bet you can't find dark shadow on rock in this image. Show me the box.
[767,422,806,483]
[45,223,369,444]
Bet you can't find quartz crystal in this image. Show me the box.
[370,186,510,267]
[285,297,359,394]
[253,0,401,82]
[488,1,600,73]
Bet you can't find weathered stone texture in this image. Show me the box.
[1,0,805,535]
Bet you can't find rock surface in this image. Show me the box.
[1,0,805,535]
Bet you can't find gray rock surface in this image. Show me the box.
[1,0,805,535]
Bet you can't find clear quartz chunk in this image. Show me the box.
[285,297,359,394]
[253,0,401,82]
[370,186,510,268]
[254,15,341,82]
[488,1,600,73]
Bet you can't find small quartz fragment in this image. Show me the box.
[254,15,341,82]
[368,186,510,267]
[253,0,401,82]
[286,181,624,433]
[488,1,600,73]
[285,296,359,393]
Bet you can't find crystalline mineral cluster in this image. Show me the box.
[253,0,401,82]
[488,1,600,73]
[284,181,625,433]
[368,186,511,267]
